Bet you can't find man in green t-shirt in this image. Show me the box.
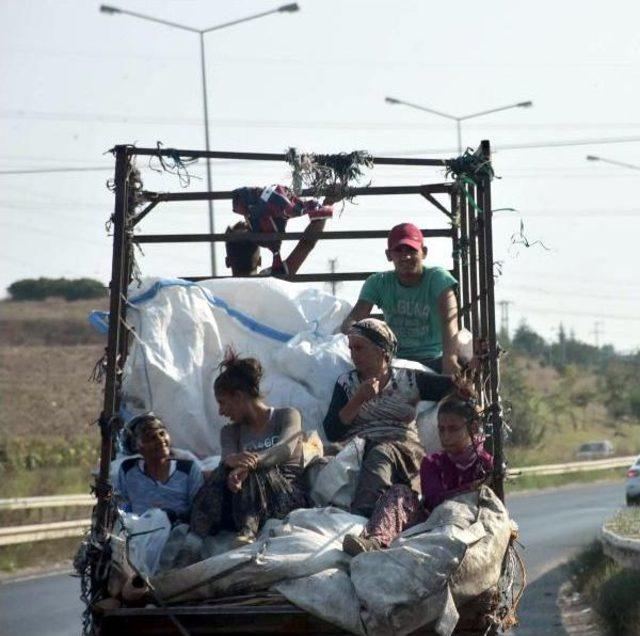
[340,223,460,374]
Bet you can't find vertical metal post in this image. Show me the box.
[450,189,463,329]
[94,145,130,540]
[466,182,483,400]
[328,258,338,295]
[467,183,480,344]
[200,32,217,276]
[476,175,490,387]
[458,186,471,332]
[480,140,504,501]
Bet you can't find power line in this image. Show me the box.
[0,221,108,248]
[388,135,640,156]
[514,303,639,322]
[6,109,640,134]
[498,285,640,302]
[0,167,111,175]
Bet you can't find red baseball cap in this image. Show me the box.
[387,223,424,251]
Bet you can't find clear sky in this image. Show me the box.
[1,0,639,351]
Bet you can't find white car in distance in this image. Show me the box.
[576,440,615,461]
[627,456,640,506]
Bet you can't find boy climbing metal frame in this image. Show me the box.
[94,141,504,556]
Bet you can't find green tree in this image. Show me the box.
[60,278,105,300]
[547,365,592,430]
[7,277,106,301]
[501,360,546,447]
[511,322,549,361]
[599,359,640,420]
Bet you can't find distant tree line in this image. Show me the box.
[7,277,106,301]
[502,321,640,448]
[508,322,618,369]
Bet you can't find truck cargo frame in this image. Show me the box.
[90,141,505,635]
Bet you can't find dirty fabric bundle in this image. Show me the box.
[286,148,374,200]
[150,487,511,636]
[232,184,333,273]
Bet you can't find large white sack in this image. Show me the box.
[152,507,365,604]
[350,487,511,636]
[150,491,510,636]
[274,569,365,636]
[310,437,365,508]
[116,509,172,577]
[121,277,352,455]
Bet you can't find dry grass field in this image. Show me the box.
[0,298,107,440]
[0,298,109,568]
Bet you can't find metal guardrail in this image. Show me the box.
[600,525,640,570]
[0,495,94,545]
[506,455,635,478]
[0,455,634,546]
[0,494,94,511]
[0,519,91,546]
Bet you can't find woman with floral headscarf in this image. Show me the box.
[322,318,454,517]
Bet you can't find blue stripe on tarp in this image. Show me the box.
[89,278,294,344]
[89,310,109,334]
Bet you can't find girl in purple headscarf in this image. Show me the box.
[342,386,493,555]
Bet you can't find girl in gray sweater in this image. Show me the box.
[190,350,308,547]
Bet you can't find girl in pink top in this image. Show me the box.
[343,386,493,555]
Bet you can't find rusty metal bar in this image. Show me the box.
[116,184,137,406]
[480,140,504,502]
[139,183,453,203]
[95,145,130,541]
[126,146,451,167]
[131,200,159,227]
[134,228,454,245]
[450,189,462,328]
[476,174,490,391]
[467,183,480,345]
[421,192,452,219]
[183,271,378,283]
[458,187,471,332]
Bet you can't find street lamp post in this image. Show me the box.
[586,155,640,172]
[100,3,300,276]
[384,96,533,155]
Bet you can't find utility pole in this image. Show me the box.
[557,322,567,366]
[498,300,512,341]
[591,321,604,348]
[328,258,339,296]
[100,3,300,276]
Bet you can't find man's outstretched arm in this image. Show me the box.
[283,218,327,276]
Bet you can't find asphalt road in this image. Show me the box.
[0,480,624,636]
[508,480,624,635]
[0,568,84,636]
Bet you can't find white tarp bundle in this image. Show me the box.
[119,276,443,457]
[121,277,353,455]
[152,507,364,602]
[349,486,511,636]
[150,487,510,636]
[310,437,366,507]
